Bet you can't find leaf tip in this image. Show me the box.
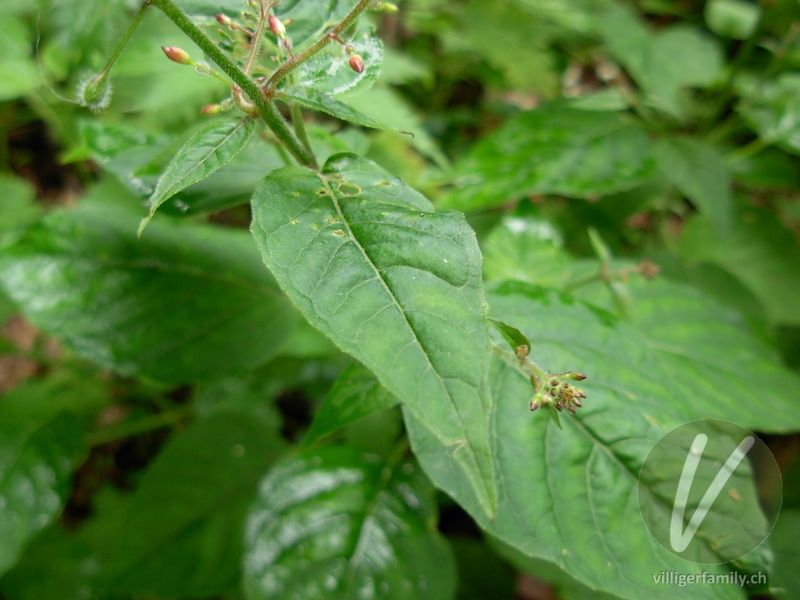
[137,214,153,238]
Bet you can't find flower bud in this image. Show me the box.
[216,13,232,27]
[349,54,365,73]
[76,72,113,113]
[161,46,192,65]
[269,15,286,37]
[201,104,222,116]
[373,2,399,13]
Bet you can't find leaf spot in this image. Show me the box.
[336,182,362,196]
[332,229,347,237]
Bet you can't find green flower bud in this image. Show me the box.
[76,72,113,113]
[372,2,398,13]
[201,104,222,116]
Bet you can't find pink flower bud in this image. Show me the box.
[216,13,232,26]
[161,46,192,65]
[349,54,365,73]
[269,15,286,37]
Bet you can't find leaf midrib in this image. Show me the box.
[320,171,485,461]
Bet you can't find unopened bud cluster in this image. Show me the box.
[530,372,586,413]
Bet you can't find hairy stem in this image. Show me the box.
[244,0,269,75]
[149,0,317,168]
[102,1,151,76]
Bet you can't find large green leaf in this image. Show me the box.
[444,104,655,212]
[250,154,497,516]
[483,216,800,430]
[0,409,83,577]
[405,283,779,600]
[596,277,800,432]
[654,137,732,235]
[104,410,284,597]
[243,446,456,600]
[305,363,398,447]
[140,117,257,232]
[0,204,296,383]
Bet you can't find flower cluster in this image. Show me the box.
[530,372,586,413]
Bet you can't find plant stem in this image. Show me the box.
[101,1,151,76]
[724,136,770,166]
[263,0,374,95]
[290,102,314,157]
[244,0,269,75]
[149,0,317,168]
[87,405,192,447]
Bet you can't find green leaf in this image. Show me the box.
[490,537,623,600]
[243,446,456,600]
[705,0,761,40]
[296,32,383,97]
[105,410,284,597]
[0,174,40,248]
[405,283,777,600]
[282,88,396,131]
[771,509,800,598]
[654,137,732,234]
[0,204,296,383]
[444,104,655,212]
[488,318,530,357]
[456,0,559,96]
[482,215,574,287]
[161,134,287,216]
[608,278,800,432]
[737,74,800,154]
[595,4,723,115]
[679,203,800,325]
[346,87,450,167]
[174,0,250,17]
[274,0,358,47]
[139,118,257,233]
[76,120,165,198]
[0,527,100,600]
[305,363,399,447]
[250,153,497,517]
[0,409,83,577]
